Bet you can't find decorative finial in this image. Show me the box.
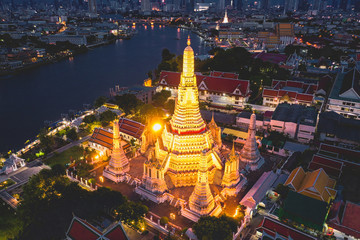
[231,140,235,156]
[187,35,191,46]
[252,110,255,114]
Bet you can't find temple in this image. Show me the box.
[137,36,224,217]
[240,111,264,171]
[221,142,242,196]
[103,118,130,182]
[136,37,261,220]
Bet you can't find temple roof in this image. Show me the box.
[284,166,336,203]
[328,201,360,239]
[257,216,317,240]
[159,71,250,96]
[89,128,131,151]
[66,215,129,240]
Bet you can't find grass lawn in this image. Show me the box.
[44,146,83,167]
[0,179,15,190]
[0,201,22,240]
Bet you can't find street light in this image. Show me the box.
[152,123,162,132]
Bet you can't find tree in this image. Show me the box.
[162,48,175,61]
[114,94,143,115]
[94,96,107,108]
[99,110,117,125]
[38,128,55,153]
[160,216,169,225]
[116,201,148,225]
[193,215,238,240]
[66,128,78,141]
[83,114,96,124]
[51,164,66,176]
[152,90,171,106]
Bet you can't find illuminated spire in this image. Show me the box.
[223,9,229,24]
[170,38,206,134]
[240,111,264,170]
[180,36,196,86]
[230,141,236,160]
[189,150,216,215]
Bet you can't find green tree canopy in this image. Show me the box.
[193,215,238,240]
[94,96,107,108]
[66,128,78,141]
[152,90,171,106]
[114,94,143,115]
[99,110,117,124]
[83,114,96,124]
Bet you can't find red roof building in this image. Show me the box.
[88,127,132,157]
[328,201,360,239]
[257,216,317,240]
[118,117,145,143]
[308,155,343,179]
[66,215,129,240]
[158,71,250,107]
[262,79,318,108]
[316,143,360,170]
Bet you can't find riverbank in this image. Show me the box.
[0,37,130,77]
[0,25,209,153]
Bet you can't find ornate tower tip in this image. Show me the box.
[187,35,191,46]
[252,110,255,114]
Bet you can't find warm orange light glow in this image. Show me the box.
[153,123,162,132]
[99,176,104,183]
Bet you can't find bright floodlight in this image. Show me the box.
[153,123,162,132]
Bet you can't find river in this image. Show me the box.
[0,25,210,153]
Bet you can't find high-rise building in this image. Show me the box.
[218,0,225,11]
[235,0,242,10]
[259,0,269,9]
[339,0,350,10]
[312,0,324,10]
[88,0,97,12]
[284,0,299,12]
[141,0,151,12]
[298,0,310,11]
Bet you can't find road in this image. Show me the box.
[0,136,90,208]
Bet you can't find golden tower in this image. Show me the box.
[189,150,216,215]
[142,36,223,189]
[103,118,130,182]
[222,142,241,188]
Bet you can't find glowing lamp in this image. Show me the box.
[153,123,162,132]
[99,176,104,183]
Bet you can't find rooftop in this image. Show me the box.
[278,191,328,231]
[329,68,360,102]
[271,103,317,126]
[318,111,360,143]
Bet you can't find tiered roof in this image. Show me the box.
[66,215,129,240]
[263,79,317,104]
[328,201,360,239]
[89,128,131,151]
[284,166,336,203]
[257,216,317,240]
[308,155,343,179]
[118,117,145,139]
[159,71,250,97]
